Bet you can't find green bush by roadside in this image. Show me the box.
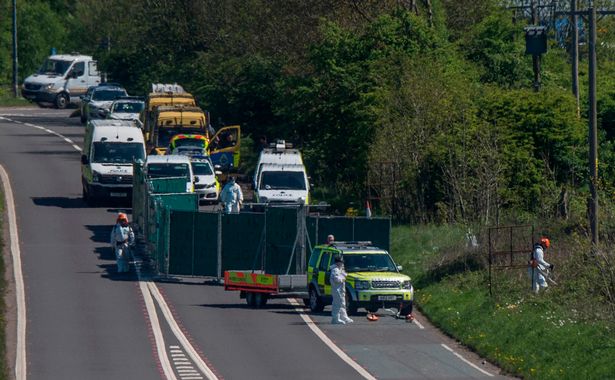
[0,87,29,107]
[391,224,615,380]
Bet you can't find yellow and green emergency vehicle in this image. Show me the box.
[307,242,413,316]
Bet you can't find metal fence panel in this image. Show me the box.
[220,212,265,273]
[307,216,391,251]
[353,217,391,251]
[148,177,188,194]
[168,211,196,275]
[266,207,300,274]
[193,212,220,277]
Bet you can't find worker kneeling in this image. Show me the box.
[331,255,353,325]
[110,213,135,273]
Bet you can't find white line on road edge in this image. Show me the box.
[287,298,377,380]
[441,344,494,377]
[413,318,425,329]
[0,165,27,380]
[140,281,177,380]
[147,282,219,380]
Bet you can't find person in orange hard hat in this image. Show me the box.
[528,237,553,294]
[110,213,134,273]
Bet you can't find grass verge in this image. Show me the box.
[391,224,615,380]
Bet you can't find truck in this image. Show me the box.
[224,241,414,317]
[253,140,310,205]
[22,53,101,109]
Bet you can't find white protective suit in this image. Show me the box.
[110,223,135,273]
[220,180,243,214]
[330,263,353,324]
[528,244,551,293]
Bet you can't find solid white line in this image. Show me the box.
[139,280,177,380]
[441,344,494,377]
[0,165,27,380]
[287,298,377,380]
[148,282,219,380]
[414,319,425,329]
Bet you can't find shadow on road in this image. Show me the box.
[94,246,115,261]
[32,196,87,208]
[84,224,112,243]
[98,263,138,282]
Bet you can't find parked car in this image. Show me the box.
[190,157,221,204]
[102,97,145,126]
[80,83,127,124]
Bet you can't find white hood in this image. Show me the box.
[109,112,140,121]
[23,73,65,86]
[259,189,307,204]
[90,100,114,110]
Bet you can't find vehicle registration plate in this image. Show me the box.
[110,192,127,197]
[377,295,398,301]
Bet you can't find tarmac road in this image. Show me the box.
[0,106,512,379]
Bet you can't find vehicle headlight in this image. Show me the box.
[45,83,56,90]
[402,280,412,289]
[355,280,370,290]
[92,171,101,183]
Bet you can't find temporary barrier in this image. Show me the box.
[306,215,391,252]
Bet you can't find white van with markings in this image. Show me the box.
[253,141,310,205]
[81,119,145,204]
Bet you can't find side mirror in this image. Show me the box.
[193,177,200,183]
[81,155,89,165]
[397,265,403,272]
[98,109,108,117]
[214,171,222,176]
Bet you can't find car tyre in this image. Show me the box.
[246,292,256,307]
[309,287,324,312]
[55,93,69,109]
[399,302,413,317]
[346,292,358,315]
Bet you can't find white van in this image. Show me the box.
[22,54,101,109]
[144,155,195,193]
[253,141,310,205]
[81,119,145,204]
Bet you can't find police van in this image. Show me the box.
[81,119,145,204]
[253,140,310,205]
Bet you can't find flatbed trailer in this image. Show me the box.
[224,271,308,308]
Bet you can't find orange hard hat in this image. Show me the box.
[117,213,128,222]
[540,237,550,249]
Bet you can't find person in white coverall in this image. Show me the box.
[528,237,553,294]
[220,176,243,214]
[330,255,353,324]
[110,213,135,273]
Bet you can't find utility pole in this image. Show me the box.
[571,0,580,117]
[588,5,598,248]
[12,0,18,97]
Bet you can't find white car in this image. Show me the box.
[103,98,145,124]
[190,157,221,204]
[82,85,128,123]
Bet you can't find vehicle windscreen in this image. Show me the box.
[191,161,213,175]
[92,89,127,101]
[91,142,145,164]
[259,171,306,190]
[146,163,190,178]
[37,59,72,76]
[112,102,144,113]
[343,254,397,273]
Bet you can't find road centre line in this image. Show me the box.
[287,298,378,380]
[441,344,494,377]
[0,165,27,380]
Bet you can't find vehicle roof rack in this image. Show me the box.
[329,241,374,248]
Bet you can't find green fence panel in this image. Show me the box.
[193,212,219,276]
[353,217,391,251]
[151,193,199,212]
[221,212,265,272]
[148,177,189,194]
[266,207,300,274]
[168,211,197,275]
[308,216,354,245]
[132,160,146,230]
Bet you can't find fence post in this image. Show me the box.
[164,207,171,276]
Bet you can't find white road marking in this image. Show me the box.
[0,165,27,380]
[414,318,425,329]
[148,283,219,380]
[287,298,377,380]
[441,344,494,377]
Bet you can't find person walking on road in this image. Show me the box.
[528,237,553,294]
[330,255,353,325]
[110,213,135,273]
[220,176,243,214]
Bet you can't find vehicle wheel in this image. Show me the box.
[82,185,89,203]
[309,287,324,313]
[254,293,268,308]
[55,93,69,109]
[346,292,358,315]
[399,302,413,317]
[246,292,256,307]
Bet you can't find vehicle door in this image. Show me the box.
[209,125,241,170]
[86,60,101,88]
[66,61,88,96]
[307,248,321,288]
[317,250,332,297]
